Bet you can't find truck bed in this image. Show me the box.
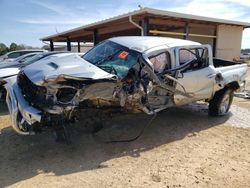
[213,58,241,68]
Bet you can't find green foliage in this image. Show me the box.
[16,44,25,50]
[0,43,30,56]
[0,43,8,56]
[9,43,18,51]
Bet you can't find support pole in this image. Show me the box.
[77,41,81,52]
[67,37,71,51]
[50,40,54,51]
[93,29,98,46]
[143,17,149,36]
[184,22,189,40]
[213,28,217,57]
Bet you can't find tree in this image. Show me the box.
[0,43,8,55]
[16,44,25,50]
[42,45,49,50]
[9,43,18,51]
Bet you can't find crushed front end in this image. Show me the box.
[4,41,186,137]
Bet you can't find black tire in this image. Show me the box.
[208,88,234,116]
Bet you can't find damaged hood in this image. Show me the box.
[23,54,116,85]
[0,67,20,79]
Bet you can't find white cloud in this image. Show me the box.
[168,0,248,21]
[242,28,250,49]
[17,0,250,48]
[166,0,250,48]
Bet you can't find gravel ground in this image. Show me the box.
[0,69,249,188]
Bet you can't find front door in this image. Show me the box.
[174,46,216,106]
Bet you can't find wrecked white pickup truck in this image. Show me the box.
[4,36,248,139]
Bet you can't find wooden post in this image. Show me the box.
[184,22,189,40]
[93,29,98,46]
[213,28,217,57]
[77,41,81,52]
[67,37,71,51]
[50,40,54,51]
[143,17,149,36]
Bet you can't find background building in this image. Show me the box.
[41,7,250,60]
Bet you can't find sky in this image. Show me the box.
[0,0,249,48]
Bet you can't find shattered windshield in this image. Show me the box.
[83,40,140,78]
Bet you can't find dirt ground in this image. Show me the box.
[0,69,250,188]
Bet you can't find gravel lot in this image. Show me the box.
[0,69,249,188]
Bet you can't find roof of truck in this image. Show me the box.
[109,36,201,52]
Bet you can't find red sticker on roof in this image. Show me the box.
[118,51,129,59]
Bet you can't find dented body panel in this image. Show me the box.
[5,37,248,135]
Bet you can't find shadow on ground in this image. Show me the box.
[0,103,230,187]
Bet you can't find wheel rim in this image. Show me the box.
[219,93,230,115]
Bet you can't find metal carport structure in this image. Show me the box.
[41,7,250,60]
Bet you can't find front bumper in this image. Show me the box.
[5,82,42,135]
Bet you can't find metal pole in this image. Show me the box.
[77,41,81,52]
[93,29,98,46]
[129,15,144,36]
[184,22,189,40]
[67,37,71,51]
[143,17,149,36]
[213,28,217,57]
[50,40,54,51]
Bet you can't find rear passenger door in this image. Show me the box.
[174,46,216,105]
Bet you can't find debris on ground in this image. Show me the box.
[234,90,250,99]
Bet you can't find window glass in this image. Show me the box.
[178,47,209,71]
[8,52,21,58]
[149,52,171,73]
[179,49,196,65]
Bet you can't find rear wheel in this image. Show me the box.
[208,88,234,116]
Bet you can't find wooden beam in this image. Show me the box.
[99,22,137,35]
[149,18,185,27]
[149,30,216,38]
[189,33,216,38]
[150,30,186,36]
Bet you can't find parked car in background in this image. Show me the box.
[0,52,42,66]
[240,53,250,60]
[0,49,46,62]
[4,36,247,140]
[0,52,81,99]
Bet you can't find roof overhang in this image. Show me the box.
[41,7,250,42]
